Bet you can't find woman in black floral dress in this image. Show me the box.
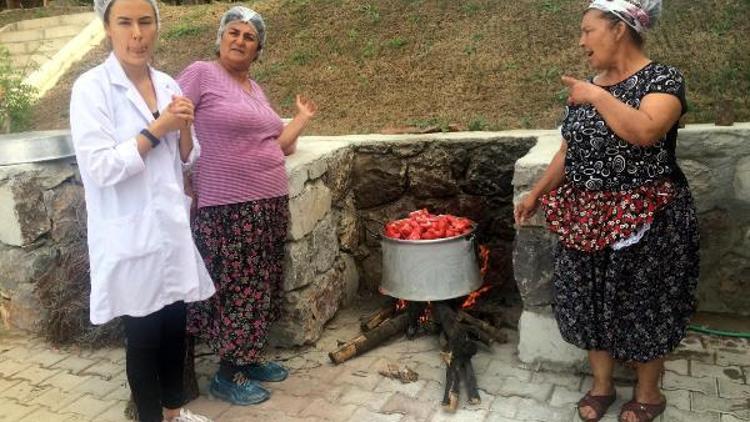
[514,1,698,421]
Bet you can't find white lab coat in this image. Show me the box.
[70,53,215,325]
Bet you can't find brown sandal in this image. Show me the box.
[577,391,617,421]
[618,398,667,422]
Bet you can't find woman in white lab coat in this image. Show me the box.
[69,0,214,421]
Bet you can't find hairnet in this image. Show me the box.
[588,0,662,33]
[215,6,267,58]
[94,0,160,27]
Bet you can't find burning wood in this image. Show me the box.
[329,313,409,364]
[433,302,480,411]
[360,301,396,332]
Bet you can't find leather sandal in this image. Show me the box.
[577,390,617,421]
[618,398,667,422]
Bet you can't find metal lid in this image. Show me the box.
[0,130,75,166]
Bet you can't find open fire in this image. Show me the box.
[329,242,505,412]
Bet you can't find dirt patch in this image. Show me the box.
[24,0,750,134]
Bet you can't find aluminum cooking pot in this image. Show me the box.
[380,228,482,301]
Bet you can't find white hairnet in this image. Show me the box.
[94,0,160,27]
[588,0,662,33]
[216,6,267,58]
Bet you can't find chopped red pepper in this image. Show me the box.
[384,209,474,240]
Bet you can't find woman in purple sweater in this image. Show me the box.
[177,6,316,405]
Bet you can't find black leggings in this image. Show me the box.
[123,301,186,422]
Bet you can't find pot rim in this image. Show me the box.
[381,225,476,245]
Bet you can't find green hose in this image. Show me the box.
[688,324,750,339]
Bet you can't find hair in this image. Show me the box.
[595,9,645,48]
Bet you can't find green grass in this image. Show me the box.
[162,22,206,40]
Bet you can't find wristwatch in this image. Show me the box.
[140,128,161,148]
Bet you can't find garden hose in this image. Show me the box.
[687,324,750,339]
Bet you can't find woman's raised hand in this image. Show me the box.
[514,193,540,226]
[561,76,606,107]
[295,95,317,120]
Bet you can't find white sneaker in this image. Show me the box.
[170,408,212,422]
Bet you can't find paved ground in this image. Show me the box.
[1,304,749,422]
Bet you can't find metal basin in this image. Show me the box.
[380,229,481,301]
[0,130,75,166]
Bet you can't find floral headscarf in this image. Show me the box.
[588,0,662,33]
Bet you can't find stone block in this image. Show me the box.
[680,159,722,213]
[734,156,750,203]
[0,242,57,296]
[5,283,46,332]
[307,156,329,180]
[0,162,75,247]
[287,166,308,199]
[322,148,354,204]
[312,213,339,274]
[283,238,315,292]
[359,250,382,293]
[517,308,587,368]
[284,212,339,291]
[341,253,359,305]
[462,145,518,197]
[44,182,85,243]
[379,392,434,421]
[678,127,750,159]
[662,372,717,395]
[407,146,460,199]
[270,264,345,346]
[351,153,407,209]
[691,392,750,419]
[513,228,556,308]
[288,180,332,240]
[336,205,360,252]
[514,399,574,422]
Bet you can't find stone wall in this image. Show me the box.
[0,131,537,347]
[0,159,84,331]
[3,125,746,351]
[512,123,750,368]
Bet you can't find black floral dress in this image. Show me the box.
[546,63,700,362]
[187,197,289,365]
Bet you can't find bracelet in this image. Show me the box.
[140,128,161,148]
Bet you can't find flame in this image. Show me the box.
[396,299,408,311]
[461,284,492,309]
[479,245,490,277]
[419,302,432,324]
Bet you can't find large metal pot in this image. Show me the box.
[380,228,481,301]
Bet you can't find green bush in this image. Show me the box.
[0,46,37,133]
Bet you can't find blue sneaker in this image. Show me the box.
[209,373,270,405]
[243,361,288,382]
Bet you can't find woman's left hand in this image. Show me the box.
[561,76,606,106]
[295,95,317,120]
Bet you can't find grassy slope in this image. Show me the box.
[26,0,750,134]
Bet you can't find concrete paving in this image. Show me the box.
[1,304,749,421]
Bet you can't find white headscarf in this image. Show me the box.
[588,0,662,33]
[215,6,267,59]
[94,0,160,27]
